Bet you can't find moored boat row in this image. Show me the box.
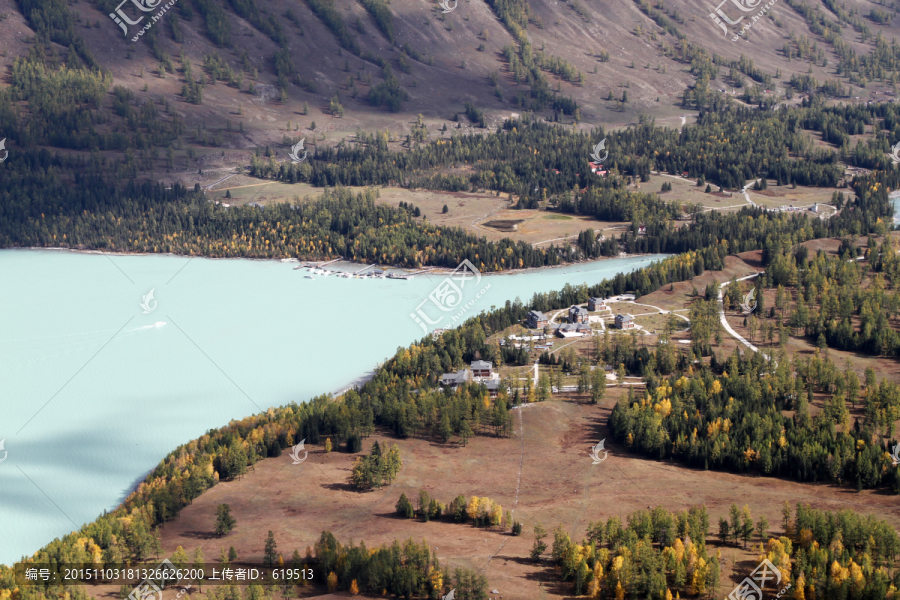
[298,266,413,280]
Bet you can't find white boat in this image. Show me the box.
[304,274,314,279]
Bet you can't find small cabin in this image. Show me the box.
[471,360,494,379]
[568,305,589,323]
[556,323,592,338]
[588,297,608,311]
[615,313,636,330]
[527,310,548,329]
[440,369,472,389]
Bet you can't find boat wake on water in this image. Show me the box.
[1,322,166,373]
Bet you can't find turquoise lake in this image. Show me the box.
[0,249,666,565]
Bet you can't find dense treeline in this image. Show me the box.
[782,503,900,599]
[19,114,883,273]
[250,103,865,199]
[760,237,900,356]
[543,502,900,599]
[0,31,183,152]
[545,505,718,598]
[15,0,97,68]
[396,491,509,529]
[0,156,561,270]
[312,532,487,598]
[609,342,900,491]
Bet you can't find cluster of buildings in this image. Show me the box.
[438,300,641,397]
[440,360,502,397]
[525,298,635,336]
[763,203,832,218]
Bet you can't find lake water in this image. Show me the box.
[0,249,666,565]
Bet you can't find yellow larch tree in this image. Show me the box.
[467,496,480,521]
[327,572,338,592]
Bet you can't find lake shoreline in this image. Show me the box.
[22,246,664,279]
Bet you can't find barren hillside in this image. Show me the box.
[3,0,899,162]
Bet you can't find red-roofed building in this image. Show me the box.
[589,162,608,177]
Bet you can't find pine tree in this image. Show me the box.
[192,548,205,591]
[171,546,188,569]
[460,419,473,446]
[215,504,236,537]
[756,515,769,542]
[439,412,452,443]
[263,531,278,567]
[718,518,730,546]
[531,523,548,560]
[781,501,793,536]
[590,369,606,404]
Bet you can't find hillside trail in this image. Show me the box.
[478,406,527,573]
